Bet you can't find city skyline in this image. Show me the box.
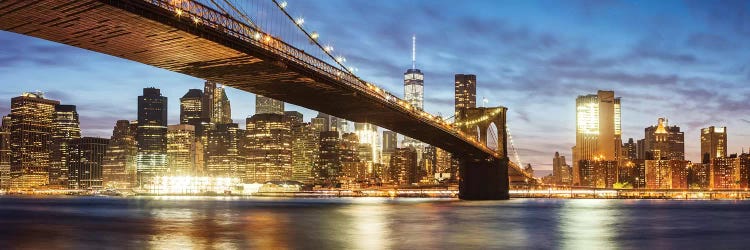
[1,0,750,170]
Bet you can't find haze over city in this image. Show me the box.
[2,0,749,171]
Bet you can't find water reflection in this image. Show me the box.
[560,199,620,250]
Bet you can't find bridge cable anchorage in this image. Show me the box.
[269,0,357,76]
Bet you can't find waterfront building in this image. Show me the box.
[102,120,138,189]
[688,162,710,189]
[245,114,291,182]
[341,133,366,184]
[9,92,59,189]
[553,152,571,185]
[711,156,738,189]
[50,104,81,186]
[643,118,684,160]
[0,116,10,189]
[136,88,168,182]
[167,124,199,176]
[68,137,109,190]
[291,122,319,185]
[256,95,284,115]
[701,126,727,164]
[315,131,341,186]
[389,147,419,185]
[206,123,242,178]
[434,147,453,181]
[573,90,621,185]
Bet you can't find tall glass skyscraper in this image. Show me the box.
[404,36,424,110]
[573,90,621,185]
[136,88,168,181]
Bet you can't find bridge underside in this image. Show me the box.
[0,0,513,199]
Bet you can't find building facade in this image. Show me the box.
[256,95,284,115]
[701,126,727,164]
[167,124,199,176]
[136,88,168,181]
[68,137,109,190]
[50,104,81,186]
[102,120,138,189]
[9,92,60,189]
[454,74,477,118]
[643,118,684,160]
[244,114,291,182]
[573,90,621,186]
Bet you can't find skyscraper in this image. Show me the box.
[50,104,81,186]
[701,126,727,164]
[179,89,204,135]
[643,118,684,160]
[102,120,137,189]
[68,137,109,189]
[244,114,291,182]
[291,122,319,184]
[202,81,232,124]
[167,124,198,176]
[256,95,284,115]
[404,36,424,111]
[9,92,59,189]
[623,138,637,160]
[553,152,569,184]
[389,147,419,185]
[315,131,341,186]
[136,88,168,181]
[573,90,621,185]
[454,74,477,118]
[0,116,10,189]
[206,123,241,178]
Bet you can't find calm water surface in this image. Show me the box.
[0,196,748,249]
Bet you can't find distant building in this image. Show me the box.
[245,114,291,182]
[389,147,419,185]
[256,95,284,115]
[643,118,684,160]
[50,104,81,186]
[553,152,570,184]
[179,89,205,136]
[291,122,319,185]
[341,133,366,183]
[688,162,710,189]
[711,156,738,189]
[577,159,616,188]
[136,88,168,182]
[206,123,242,178]
[315,131,341,186]
[454,74,476,118]
[167,124,199,176]
[9,92,60,189]
[573,90,621,186]
[701,126,727,164]
[645,160,689,189]
[102,120,138,189]
[202,81,232,124]
[68,137,109,190]
[623,138,637,160]
[0,116,11,189]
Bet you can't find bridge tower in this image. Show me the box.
[455,107,510,200]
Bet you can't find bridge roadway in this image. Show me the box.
[0,0,531,199]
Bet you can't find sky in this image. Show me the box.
[0,0,749,171]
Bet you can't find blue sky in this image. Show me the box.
[1,0,749,170]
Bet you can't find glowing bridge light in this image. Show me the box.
[324,45,334,52]
[279,1,288,9]
[310,31,319,40]
[336,56,346,63]
[264,35,272,43]
[253,32,262,40]
[295,17,305,25]
[192,16,200,24]
[175,8,183,16]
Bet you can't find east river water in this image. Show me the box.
[0,196,748,249]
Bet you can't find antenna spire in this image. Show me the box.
[412,35,416,69]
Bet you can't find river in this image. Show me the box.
[0,196,747,249]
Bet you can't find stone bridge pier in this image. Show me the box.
[455,107,510,200]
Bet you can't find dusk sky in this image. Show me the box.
[1,0,749,170]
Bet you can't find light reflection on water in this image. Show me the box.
[1,197,750,249]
